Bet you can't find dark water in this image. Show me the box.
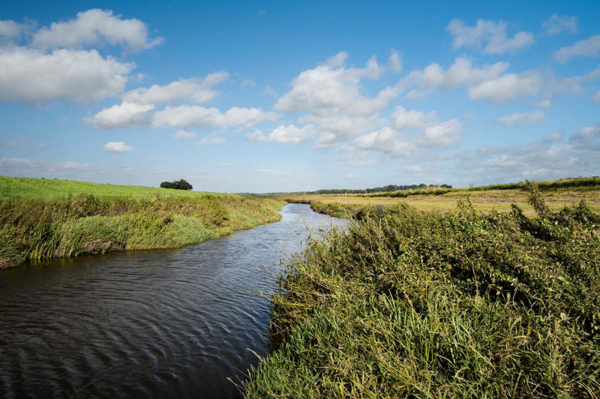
[0,204,347,399]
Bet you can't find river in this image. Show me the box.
[0,204,347,399]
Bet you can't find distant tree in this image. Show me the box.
[160,179,193,190]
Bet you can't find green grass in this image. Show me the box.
[0,176,218,199]
[0,178,286,268]
[245,183,599,398]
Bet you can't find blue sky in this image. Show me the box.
[1,0,599,192]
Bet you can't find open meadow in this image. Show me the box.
[282,178,600,215]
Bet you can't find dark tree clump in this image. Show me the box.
[160,179,193,190]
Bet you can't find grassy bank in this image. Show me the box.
[246,184,599,398]
[0,176,218,199]
[0,178,285,268]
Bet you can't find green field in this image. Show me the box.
[246,184,600,398]
[0,176,285,268]
[0,176,219,199]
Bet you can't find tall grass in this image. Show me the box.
[245,183,599,398]
[0,194,285,268]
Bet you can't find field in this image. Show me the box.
[0,176,218,199]
[0,177,285,268]
[246,183,600,398]
[282,178,600,215]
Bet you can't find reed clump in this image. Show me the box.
[0,194,285,268]
[246,183,599,398]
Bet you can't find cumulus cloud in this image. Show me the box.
[353,127,413,157]
[241,79,256,87]
[122,72,229,104]
[467,71,542,103]
[542,14,578,36]
[446,19,534,55]
[554,35,600,63]
[399,57,509,98]
[0,20,34,42]
[0,47,133,103]
[570,125,600,143]
[198,133,226,145]
[246,124,316,144]
[497,111,546,126]
[594,91,600,103]
[85,102,154,129]
[32,9,164,52]
[152,106,276,130]
[275,52,394,117]
[103,141,135,152]
[172,130,195,140]
[392,107,461,146]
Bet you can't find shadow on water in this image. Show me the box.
[0,204,347,399]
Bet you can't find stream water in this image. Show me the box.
[0,204,347,399]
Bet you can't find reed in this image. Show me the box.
[0,193,285,268]
[245,182,599,398]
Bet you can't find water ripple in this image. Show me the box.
[0,204,347,399]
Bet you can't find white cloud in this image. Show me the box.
[122,72,229,104]
[255,169,293,176]
[0,20,32,40]
[104,141,134,152]
[594,90,600,103]
[0,47,133,103]
[535,97,553,109]
[400,57,509,98]
[421,119,461,146]
[554,35,600,63]
[198,133,226,145]
[275,52,394,117]
[85,102,154,129]
[392,106,437,129]
[304,114,384,147]
[446,19,534,55]
[353,127,413,157]
[344,173,355,179]
[246,124,316,144]
[173,130,196,140]
[153,106,276,129]
[467,71,542,103]
[241,78,256,87]
[497,111,546,126]
[392,106,461,146]
[32,9,164,52]
[389,49,402,73]
[542,14,577,36]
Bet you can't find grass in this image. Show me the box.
[0,177,286,268]
[282,180,600,215]
[0,176,218,199]
[245,183,599,398]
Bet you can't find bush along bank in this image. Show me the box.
[246,183,599,398]
[0,194,285,268]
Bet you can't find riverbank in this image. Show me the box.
[0,178,285,268]
[282,177,600,215]
[246,184,599,398]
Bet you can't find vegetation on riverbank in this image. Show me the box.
[0,178,285,268]
[246,183,599,398]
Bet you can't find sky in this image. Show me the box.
[0,0,599,193]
